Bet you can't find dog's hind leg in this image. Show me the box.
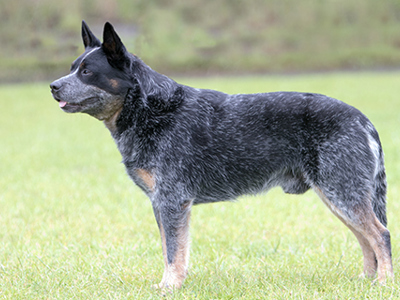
[359,215,393,283]
[347,227,377,278]
[313,187,393,283]
[152,198,192,290]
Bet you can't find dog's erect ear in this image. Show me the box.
[102,22,130,70]
[81,20,101,49]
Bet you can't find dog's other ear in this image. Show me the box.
[102,22,130,70]
[82,20,101,49]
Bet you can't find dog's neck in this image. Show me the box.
[103,106,124,135]
[103,59,180,138]
[133,59,178,98]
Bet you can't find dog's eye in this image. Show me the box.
[82,69,92,76]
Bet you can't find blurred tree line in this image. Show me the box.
[1,0,400,82]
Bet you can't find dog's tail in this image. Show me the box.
[365,121,388,227]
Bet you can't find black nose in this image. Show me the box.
[50,80,63,92]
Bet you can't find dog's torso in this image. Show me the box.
[113,85,374,207]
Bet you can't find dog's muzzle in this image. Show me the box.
[50,80,62,93]
[50,80,69,108]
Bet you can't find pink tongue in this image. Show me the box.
[59,101,67,108]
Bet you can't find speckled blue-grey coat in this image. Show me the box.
[50,21,393,290]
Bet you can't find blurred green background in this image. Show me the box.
[2,0,400,82]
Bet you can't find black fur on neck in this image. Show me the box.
[116,78,184,137]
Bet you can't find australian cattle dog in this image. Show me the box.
[50,21,393,290]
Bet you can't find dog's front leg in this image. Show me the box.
[152,198,192,290]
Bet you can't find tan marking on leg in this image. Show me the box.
[314,186,377,277]
[349,227,377,278]
[136,169,155,191]
[156,222,169,288]
[156,211,191,290]
[172,212,191,283]
[361,216,393,283]
[313,186,393,282]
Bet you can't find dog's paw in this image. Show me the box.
[152,277,184,294]
[152,282,175,295]
[358,271,376,281]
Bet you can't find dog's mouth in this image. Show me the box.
[59,101,69,108]
[54,97,99,113]
[57,100,84,113]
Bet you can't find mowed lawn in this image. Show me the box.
[0,72,399,299]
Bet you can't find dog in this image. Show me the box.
[50,21,393,290]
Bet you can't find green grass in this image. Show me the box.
[1,72,400,298]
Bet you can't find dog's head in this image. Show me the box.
[50,21,134,120]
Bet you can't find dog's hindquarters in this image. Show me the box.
[309,110,392,282]
[362,119,392,281]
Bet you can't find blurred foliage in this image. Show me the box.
[1,0,400,82]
